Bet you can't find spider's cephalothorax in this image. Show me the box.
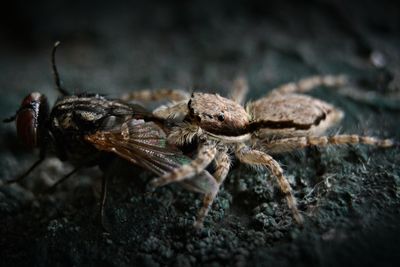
[186,93,250,136]
[128,75,396,228]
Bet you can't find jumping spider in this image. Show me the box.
[125,75,396,228]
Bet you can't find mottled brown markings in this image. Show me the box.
[142,74,395,228]
[186,93,250,136]
[236,145,303,224]
[121,88,190,103]
[4,43,224,231]
[247,112,327,132]
[151,142,218,187]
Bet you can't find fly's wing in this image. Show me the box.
[85,119,188,176]
[85,118,218,194]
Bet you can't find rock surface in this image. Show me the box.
[1,1,399,266]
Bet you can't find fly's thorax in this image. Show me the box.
[47,95,128,162]
[49,94,139,133]
[187,93,250,136]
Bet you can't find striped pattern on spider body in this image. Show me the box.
[127,75,395,228]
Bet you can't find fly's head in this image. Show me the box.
[186,93,250,136]
[5,92,50,149]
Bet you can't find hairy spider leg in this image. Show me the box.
[153,100,189,120]
[268,74,348,96]
[235,144,304,225]
[261,134,396,154]
[150,141,218,187]
[230,76,249,105]
[194,149,231,228]
[121,88,190,103]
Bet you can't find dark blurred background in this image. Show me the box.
[0,0,399,266]
[1,0,399,100]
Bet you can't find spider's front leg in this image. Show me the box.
[121,88,190,103]
[150,141,218,188]
[229,76,249,105]
[235,144,304,225]
[121,89,190,120]
[194,149,231,228]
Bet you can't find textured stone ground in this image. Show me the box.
[0,1,399,266]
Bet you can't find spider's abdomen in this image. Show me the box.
[248,93,344,138]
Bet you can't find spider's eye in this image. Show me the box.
[217,113,225,121]
[15,92,49,148]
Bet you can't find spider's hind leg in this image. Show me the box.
[235,144,304,226]
[260,134,395,154]
[269,74,348,96]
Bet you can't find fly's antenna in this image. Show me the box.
[52,41,69,96]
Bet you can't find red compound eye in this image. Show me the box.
[15,92,49,149]
[16,108,38,148]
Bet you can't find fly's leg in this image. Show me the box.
[52,41,69,96]
[0,157,45,187]
[41,167,80,195]
[99,171,110,232]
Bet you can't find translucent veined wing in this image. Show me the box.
[85,119,189,175]
[84,118,218,194]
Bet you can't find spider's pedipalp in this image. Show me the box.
[167,123,201,146]
[153,100,189,120]
[235,144,304,225]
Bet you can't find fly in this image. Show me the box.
[2,42,218,229]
